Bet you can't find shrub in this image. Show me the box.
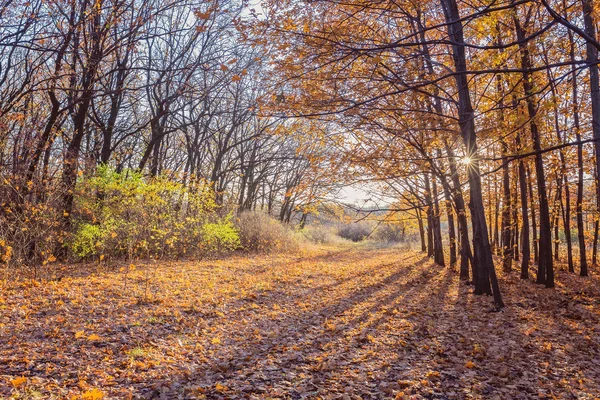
[0,180,64,266]
[372,223,406,243]
[0,239,13,264]
[72,165,219,259]
[337,222,373,242]
[301,224,341,244]
[200,215,241,254]
[70,223,104,258]
[235,211,298,252]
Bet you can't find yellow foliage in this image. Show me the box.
[215,383,228,392]
[81,388,104,400]
[10,376,27,388]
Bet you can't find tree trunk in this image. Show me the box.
[527,165,539,264]
[431,174,445,266]
[516,133,530,279]
[514,20,554,287]
[445,143,472,280]
[442,172,458,266]
[417,208,427,253]
[440,0,503,307]
[424,173,435,258]
[501,138,513,272]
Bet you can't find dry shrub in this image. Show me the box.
[0,179,64,267]
[372,223,406,243]
[301,224,343,244]
[235,211,298,253]
[337,222,373,242]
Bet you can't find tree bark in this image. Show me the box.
[440,0,503,307]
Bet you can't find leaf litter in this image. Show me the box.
[0,243,599,399]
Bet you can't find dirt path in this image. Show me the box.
[1,244,599,399]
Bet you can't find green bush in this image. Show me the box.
[72,165,219,259]
[200,215,241,254]
[70,223,104,258]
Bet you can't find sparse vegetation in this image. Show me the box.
[337,222,373,242]
[235,211,299,252]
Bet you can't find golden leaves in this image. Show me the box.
[4,245,600,398]
[10,376,27,388]
[81,389,104,400]
[75,331,101,341]
[215,382,228,392]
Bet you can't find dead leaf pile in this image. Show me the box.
[1,243,599,398]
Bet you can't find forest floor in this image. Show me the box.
[1,243,600,399]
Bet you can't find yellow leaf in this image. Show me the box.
[465,360,476,369]
[211,337,221,345]
[129,264,136,271]
[99,254,105,261]
[215,382,228,392]
[75,330,86,338]
[87,334,101,341]
[10,376,27,388]
[48,254,57,263]
[81,388,104,400]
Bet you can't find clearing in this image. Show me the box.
[1,244,599,399]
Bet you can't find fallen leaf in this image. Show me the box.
[81,388,104,400]
[10,376,27,388]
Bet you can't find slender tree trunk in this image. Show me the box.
[516,133,530,279]
[527,165,539,264]
[417,208,427,253]
[582,0,600,272]
[442,173,458,266]
[445,143,472,280]
[501,138,513,272]
[424,173,435,258]
[514,12,554,287]
[593,218,599,267]
[493,172,500,254]
[440,0,503,307]
[431,174,445,266]
[513,173,520,261]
